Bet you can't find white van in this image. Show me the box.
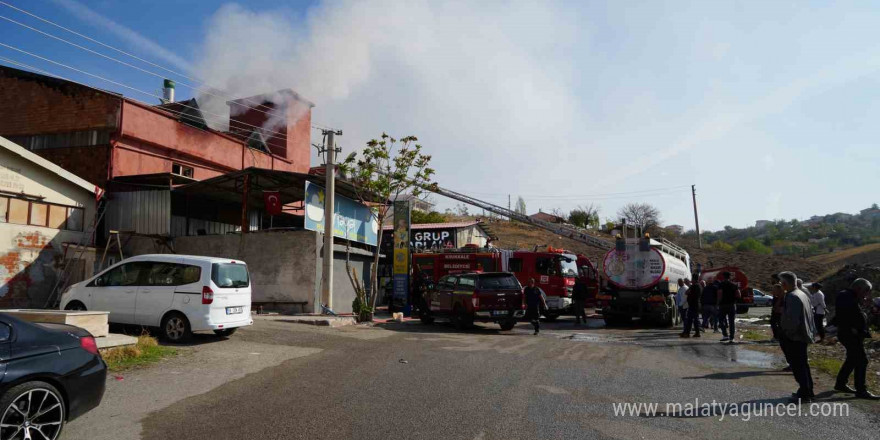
[60,254,253,342]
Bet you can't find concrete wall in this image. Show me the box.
[121,230,374,314]
[1,149,96,308]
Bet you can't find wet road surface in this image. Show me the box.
[121,316,880,440]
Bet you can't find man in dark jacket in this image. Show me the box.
[681,279,702,338]
[524,278,548,335]
[831,278,879,399]
[702,280,720,332]
[571,277,588,325]
[717,272,741,343]
[779,271,816,402]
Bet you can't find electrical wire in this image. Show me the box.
[0,1,340,133]
[0,41,300,144]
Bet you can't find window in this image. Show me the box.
[97,263,146,287]
[478,274,520,290]
[457,275,476,290]
[508,258,523,273]
[211,263,249,288]
[439,276,457,290]
[7,199,28,224]
[146,263,201,286]
[0,323,9,342]
[66,207,84,231]
[0,197,7,223]
[535,257,554,275]
[48,205,68,229]
[29,202,48,226]
[172,163,194,178]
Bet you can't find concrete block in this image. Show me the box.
[96,333,138,349]
[3,309,109,337]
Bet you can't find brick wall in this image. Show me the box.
[34,146,110,188]
[0,66,120,136]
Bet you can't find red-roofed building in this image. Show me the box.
[0,66,313,188]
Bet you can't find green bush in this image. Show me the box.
[711,241,734,252]
[411,210,448,224]
[735,237,773,255]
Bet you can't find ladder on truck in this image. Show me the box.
[44,197,108,309]
[421,184,612,250]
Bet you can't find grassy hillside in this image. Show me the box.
[807,243,880,267]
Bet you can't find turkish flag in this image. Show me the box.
[263,191,282,216]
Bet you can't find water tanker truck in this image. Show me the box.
[597,235,692,327]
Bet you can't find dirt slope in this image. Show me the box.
[807,243,880,267]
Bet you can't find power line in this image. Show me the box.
[0,1,341,133]
[447,184,692,200]
[0,41,300,144]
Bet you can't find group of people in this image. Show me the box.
[674,271,741,341]
[676,271,877,402]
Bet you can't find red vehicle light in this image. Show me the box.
[80,336,99,355]
[202,286,214,305]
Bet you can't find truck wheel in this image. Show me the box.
[543,313,559,322]
[499,319,516,331]
[452,307,472,330]
[420,312,435,325]
[736,306,749,314]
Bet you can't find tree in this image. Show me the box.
[569,204,600,229]
[341,133,435,321]
[514,196,527,215]
[616,203,661,231]
[455,203,470,216]
[411,210,447,224]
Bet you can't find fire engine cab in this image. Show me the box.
[412,246,597,320]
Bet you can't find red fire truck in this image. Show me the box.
[412,246,599,320]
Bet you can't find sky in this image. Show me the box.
[1,0,878,231]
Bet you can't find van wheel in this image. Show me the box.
[65,301,86,311]
[499,319,516,331]
[213,328,237,337]
[161,312,192,343]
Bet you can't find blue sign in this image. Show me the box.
[304,181,378,246]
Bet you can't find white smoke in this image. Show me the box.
[193,0,587,175]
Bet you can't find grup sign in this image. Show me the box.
[411,228,456,250]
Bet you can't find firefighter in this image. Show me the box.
[525,278,548,335]
[572,277,588,325]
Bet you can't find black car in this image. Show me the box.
[0,313,106,440]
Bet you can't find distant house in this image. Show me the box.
[391,194,434,213]
[860,207,880,218]
[755,220,771,229]
[529,210,565,224]
[666,224,684,234]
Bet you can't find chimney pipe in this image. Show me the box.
[163,79,175,103]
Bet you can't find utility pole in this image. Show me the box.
[508,194,511,221]
[321,130,341,310]
[692,184,702,249]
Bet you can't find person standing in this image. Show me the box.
[716,272,741,343]
[702,279,719,332]
[682,279,702,338]
[831,278,879,399]
[808,282,827,342]
[524,278,548,335]
[769,274,785,342]
[675,278,689,325]
[779,271,816,402]
[571,277,588,325]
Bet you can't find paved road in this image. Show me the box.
[67,315,878,440]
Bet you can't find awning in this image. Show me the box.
[172,167,377,210]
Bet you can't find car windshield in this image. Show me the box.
[478,274,521,290]
[212,263,249,288]
[557,255,578,277]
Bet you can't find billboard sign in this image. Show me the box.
[304,181,378,246]
[392,201,411,308]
